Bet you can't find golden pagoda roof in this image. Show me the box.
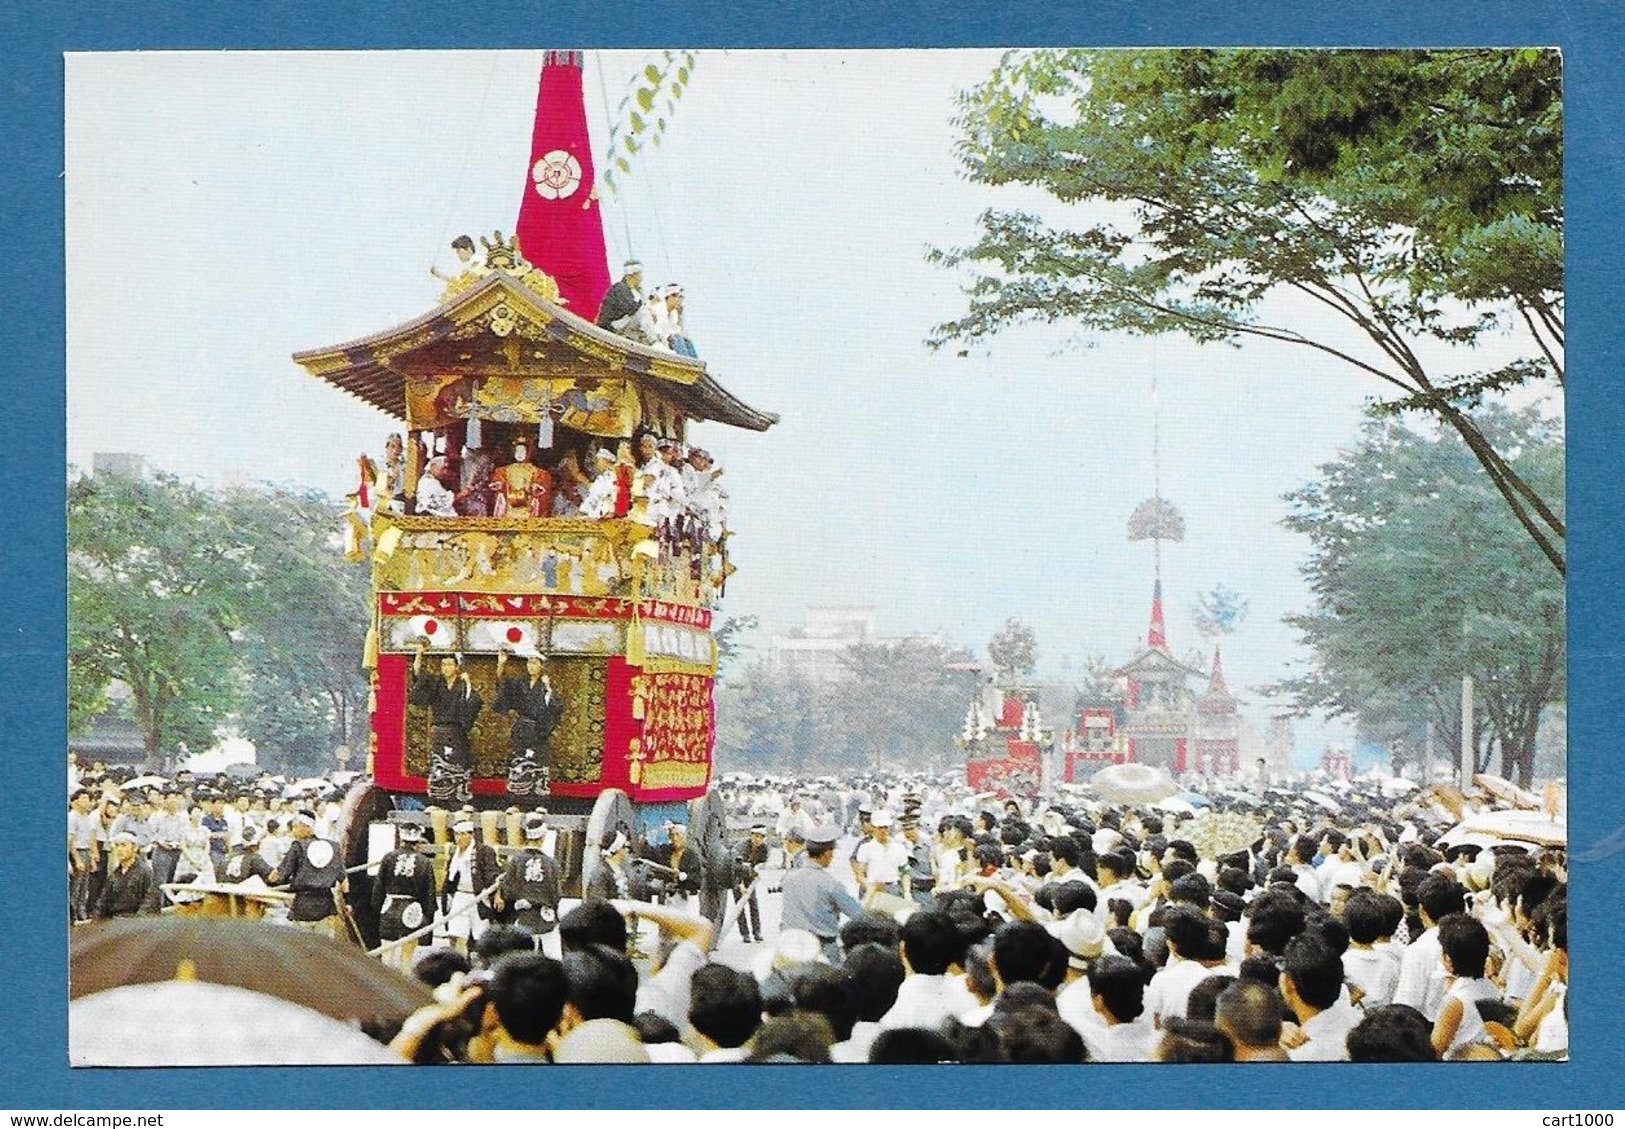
[292,271,777,432]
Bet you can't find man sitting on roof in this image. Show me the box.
[596,260,645,336]
[662,284,698,358]
[430,235,489,284]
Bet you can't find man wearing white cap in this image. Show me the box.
[413,456,458,519]
[852,810,909,899]
[494,647,565,796]
[372,821,437,970]
[269,810,346,939]
[93,831,160,919]
[498,813,562,952]
[441,817,500,954]
[595,260,644,334]
[661,283,697,357]
[579,447,622,519]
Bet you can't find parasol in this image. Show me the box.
[1436,809,1566,852]
[1473,773,1543,810]
[1089,763,1177,805]
[1154,797,1198,815]
[71,980,404,1066]
[284,777,332,797]
[123,775,169,790]
[1303,791,1342,813]
[70,915,431,1025]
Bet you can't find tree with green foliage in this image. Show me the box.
[222,485,371,775]
[713,614,759,676]
[988,617,1038,682]
[931,48,1564,574]
[68,469,249,767]
[714,639,975,774]
[714,659,837,773]
[834,640,976,772]
[1278,406,1563,786]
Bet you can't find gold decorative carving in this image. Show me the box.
[563,331,629,370]
[645,357,702,386]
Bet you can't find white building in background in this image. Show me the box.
[768,606,944,684]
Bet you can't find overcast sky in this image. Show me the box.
[64,49,1563,766]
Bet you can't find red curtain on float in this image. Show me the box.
[370,654,712,803]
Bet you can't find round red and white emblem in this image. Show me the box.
[533,150,582,200]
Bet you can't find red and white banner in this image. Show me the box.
[514,51,612,318]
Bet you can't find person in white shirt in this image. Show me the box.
[1078,954,1157,1062]
[1144,906,1234,1028]
[415,457,458,518]
[1096,851,1148,919]
[1282,931,1361,1061]
[1340,890,1400,1008]
[878,912,980,1030]
[932,816,971,892]
[852,811,910,897]
[687,963,761,1061]
[1318,828,1368,893]
[681,447,728,542]
[1393,873,1467,1021]
[579,449,622,519]
[1288,835,1324,903]
[830,944,904,1062]
[1431,912,1502,1058]
[1214,978,1292,1062]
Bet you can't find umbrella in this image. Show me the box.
[1089,763,1177,805]
[71,980,404,1066]
[220,762,260,778]
[284,777,332,796]
[1154,797,1198,815]
[1303,791,1342,813]
[1436,809,1566,852]
[1173,791,1212,808]
[1378,777,1420,798]
[1473,773,1543,810]
[70,915,431,1025]
[122,775,169,790]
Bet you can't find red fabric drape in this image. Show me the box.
[514,51,612,318]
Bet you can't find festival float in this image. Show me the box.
[292,52,775,905]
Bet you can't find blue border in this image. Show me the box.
[8,0,1620,1109]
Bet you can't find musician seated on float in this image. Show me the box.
[595,260,646,339]
[660,283,698,358]
[415,456,459,518]
[580,447,629,520]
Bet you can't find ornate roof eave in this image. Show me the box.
[1114,647,1207,680]
[291,271,778,432]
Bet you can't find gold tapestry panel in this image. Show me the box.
[404,656,606,785]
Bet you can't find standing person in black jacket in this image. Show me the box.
[372,821,438,970]
[409,642,482,804]
[493,646,564,797]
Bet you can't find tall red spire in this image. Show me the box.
[1208,645,1228,692]
[1148,578,1167,651]
[515,51,613,317]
